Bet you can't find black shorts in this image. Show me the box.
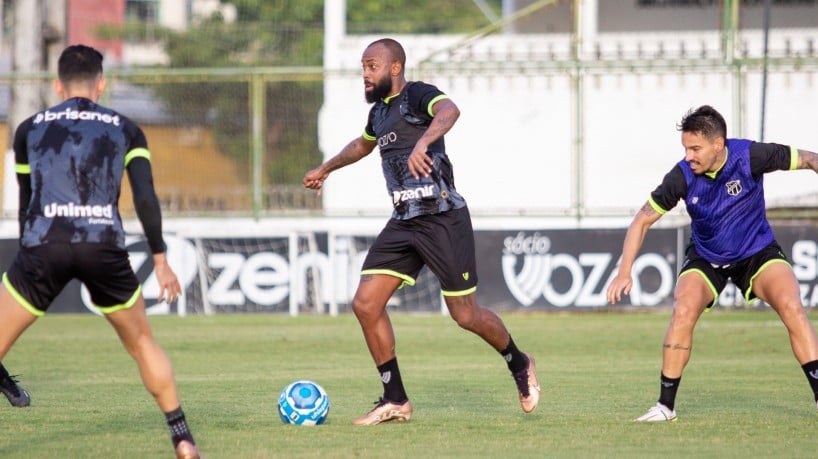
[3,243,141,316]
[361,206,478,296]
[679,240,789,307]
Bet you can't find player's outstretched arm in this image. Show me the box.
[303,136,377,191]
[606,202,663,304]
[796,149,818,173]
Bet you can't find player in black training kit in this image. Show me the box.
[0,45,199,459]
[304,38,540,425]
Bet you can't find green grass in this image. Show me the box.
[1,310,817,458]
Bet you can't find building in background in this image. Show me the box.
[319,0,818,218]
[68,0,237,66]
[0,0,240,216]
[0,0,236,68]
[504,0,817,33]
[1,0,817,219]
[0,0,238,126]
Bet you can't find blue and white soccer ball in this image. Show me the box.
[278,380,330,426]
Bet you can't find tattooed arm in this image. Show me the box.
[606,202,664,304]
[303,136,378,192]
[407,98,460,179]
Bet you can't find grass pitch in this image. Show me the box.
[0,309,816,458]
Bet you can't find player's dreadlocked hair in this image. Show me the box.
[677,105,727,140]
[58,44,104,84]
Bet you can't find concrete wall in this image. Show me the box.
[319,10,818,220]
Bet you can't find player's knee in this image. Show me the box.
[777,300,810,324]
[447,298,478,330]
[351,298,366,318]
[351,296,378,322]
[451,311,477,331]
[122,331,158,357]
[669,303,702,330]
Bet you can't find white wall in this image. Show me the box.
[319,29,818,220]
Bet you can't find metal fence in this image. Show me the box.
[0,67,328,219]
[2,15,818,219]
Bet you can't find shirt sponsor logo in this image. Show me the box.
[43,202,114,222]
[34,108,121,126]
[378,131,398,148]
[392,185,436,205]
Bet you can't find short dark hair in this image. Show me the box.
[58,45,104,83]
[367,38,406,69]
[677,105,727,140]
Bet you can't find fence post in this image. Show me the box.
[250,73,265,218]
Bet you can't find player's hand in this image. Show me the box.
[408,144,433,179]
[606,273,633,304]
[303,167,328,193]
[153,253,182,304]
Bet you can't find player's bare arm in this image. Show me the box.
[796,149,818,173]
[303,136,377,190]
[408,99,460,179]
[606,202,662,304]
[636,201,660,219]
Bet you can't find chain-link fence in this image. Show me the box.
[0,69,326,218]
[2,1,818,219]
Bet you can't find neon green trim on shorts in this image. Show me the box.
[427,94,450,117]
[647,196,668,215]
[124,148,151,167]
[362,131,376,141]
[678,268,718,309]
[96,285,142,314]
[746,258,791,303]
[2,272,43,317]
[15,163,31,174]
[360,269,416,289]
[789,146,799,170]
[441,286,477,297]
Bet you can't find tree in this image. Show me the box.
[346,0,499,34]
[157,6,325,192]
[101,0,498,197]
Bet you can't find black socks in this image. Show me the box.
[165,406,195,448]
[801,360,818,402]
[500,337,528,374]
[658,373,681,411]
[378,357,408,403]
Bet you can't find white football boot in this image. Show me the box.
[634,402,677,422]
